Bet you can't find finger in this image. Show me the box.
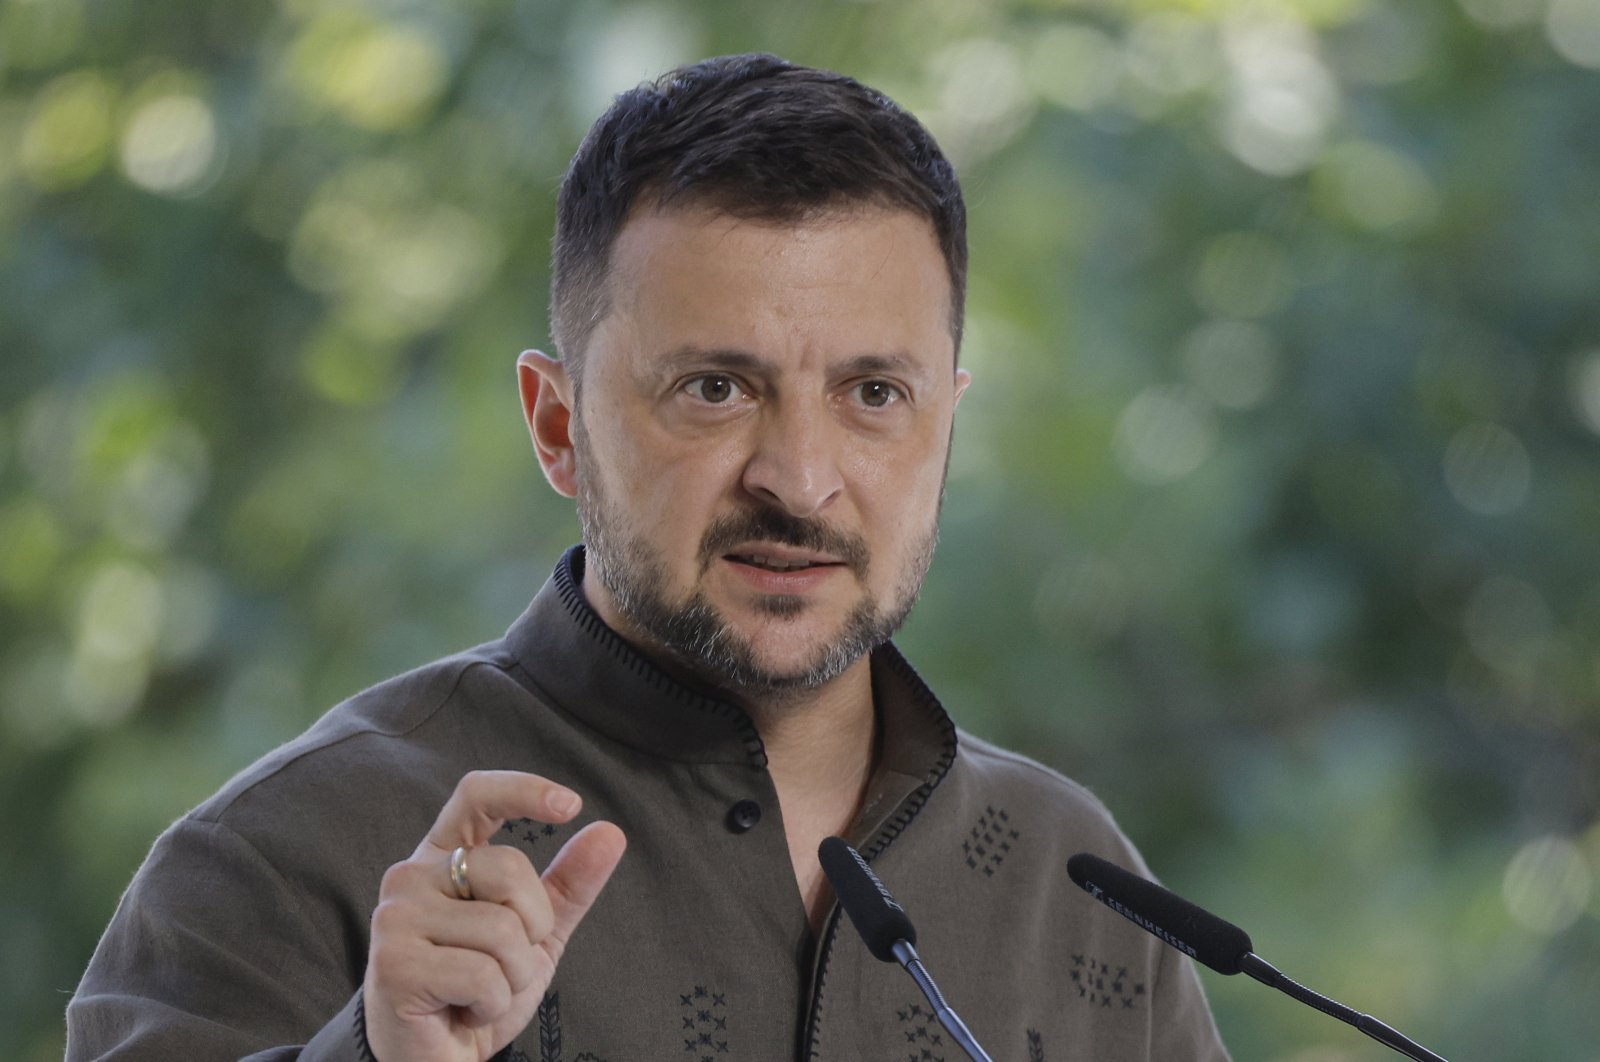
[406,945,513,1029]
[540,821,627,954]
[414,897,543,996]
[419,770,582,855]
[435,843,555,945]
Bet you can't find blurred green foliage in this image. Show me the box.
[4,0,1600,1058]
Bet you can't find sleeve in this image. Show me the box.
[66,817,374,1062]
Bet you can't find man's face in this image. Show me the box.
[569,205,968,695]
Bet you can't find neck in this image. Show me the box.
[739,660,880,934]
[739,661,878,807]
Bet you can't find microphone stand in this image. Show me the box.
[1238,954,1448,1062]
[889,939,993,1062]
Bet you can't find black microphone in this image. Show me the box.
[1066,853,1449,1062]
[818,837,994,1062]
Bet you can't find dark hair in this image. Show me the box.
[550,53,967,376]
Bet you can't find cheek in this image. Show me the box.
[600,420,750,518]
[845,435,949,534]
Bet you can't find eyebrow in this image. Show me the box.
[657,347,764,374]
[835,352,929,381]
[656,346,933,383]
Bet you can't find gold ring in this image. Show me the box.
[448,845,473,900]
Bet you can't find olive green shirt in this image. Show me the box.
[68,547,1229,1061]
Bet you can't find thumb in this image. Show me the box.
[540,820,627,954]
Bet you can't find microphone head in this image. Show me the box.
[1067,853,1253,975]
[818,836,916,962]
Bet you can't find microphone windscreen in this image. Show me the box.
[1067,853,1253,975]
[818,836,916,962]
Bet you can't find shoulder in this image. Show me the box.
[954,727,1110,815]
[188,638,536,844]
[945,727,1154,873]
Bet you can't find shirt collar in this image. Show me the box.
[503,545,957,800]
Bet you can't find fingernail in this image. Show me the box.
[549,789,580,817]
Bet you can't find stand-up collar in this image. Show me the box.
[502,546,958,792]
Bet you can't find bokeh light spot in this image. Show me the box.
[1503,836,1593,935]
[927,38,1035,166]
[106,422,211,551]
[0,499,64,604]
[64,562,163,727]
[20,69,115,191]
[287,163,504,333]
[62,649,151,728]
[1181,318,1282,409]
[1546,0,1600,69]
[1025,24,1120,113]
[300,324,406,407]
[1313,140,1439,232]
[81,376,168,467]
[571,4,701,126]
[1220,12,1339,176]
[1124,13,1220,99]
[119,93,220,196]
[288,14,449,131]
[1443,422,1531,515]
[372,204,502,319]
[1113,385,1218,484]
[1193,231,1293,319]
[77,562,163,664]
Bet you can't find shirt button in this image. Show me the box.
[726,799,761,833]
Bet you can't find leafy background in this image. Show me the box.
[4,0,1599,1057]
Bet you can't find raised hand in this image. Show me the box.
[362,770,626,1062]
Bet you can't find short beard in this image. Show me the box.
[573,417,936,697]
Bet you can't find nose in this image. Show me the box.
[739,402,844,518]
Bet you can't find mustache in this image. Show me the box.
[698,506,870,576]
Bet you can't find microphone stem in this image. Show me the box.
[1238,953,1448,1062]
[890,939,994,1062]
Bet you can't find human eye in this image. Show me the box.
[852,379,904,409]
[682,373,747,405]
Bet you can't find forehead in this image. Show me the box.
[598,204,955,366]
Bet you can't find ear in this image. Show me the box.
[517,349,579,498]
[953,367,972,407]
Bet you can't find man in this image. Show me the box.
[69,54,1229,1060]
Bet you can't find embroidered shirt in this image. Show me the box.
[68,546,1230,1061]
